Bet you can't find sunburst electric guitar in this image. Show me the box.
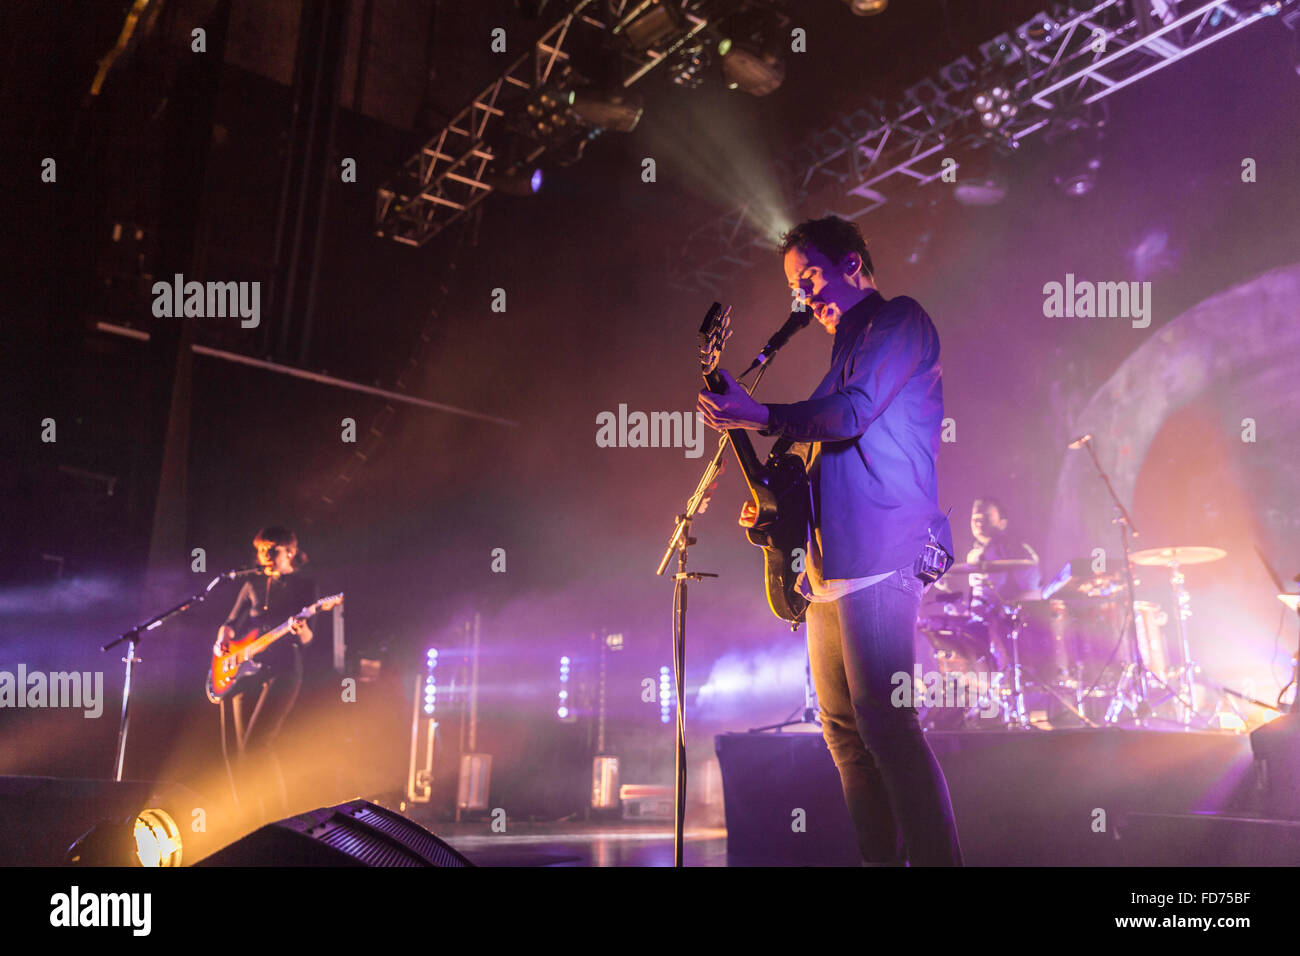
[699,303,811,625]
[205,593,344,703]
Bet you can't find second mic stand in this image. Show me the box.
[1075,439,1166,726]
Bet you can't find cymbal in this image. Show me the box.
[1279,594,1300,612]
[950,559,1038,574]
[1130,546,1227,567]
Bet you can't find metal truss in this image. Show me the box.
[670,0,1296,293]
[376,0,714,247]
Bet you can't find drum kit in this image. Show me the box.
[914,546,1238,730]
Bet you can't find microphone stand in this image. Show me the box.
[101,569,254,780]
[1074,439,1153,726]
[655,359,775,867]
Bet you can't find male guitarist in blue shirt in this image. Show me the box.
[697,215,962,866]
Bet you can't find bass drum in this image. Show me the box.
[914,610,1001,729]
[1003,600,1072,688]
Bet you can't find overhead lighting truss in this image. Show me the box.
[669,0,1296,293]
[376,0,715,247]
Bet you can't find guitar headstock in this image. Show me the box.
[314,593,344,614]
[698,302,733,376]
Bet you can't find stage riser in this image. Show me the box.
[716,730,1259,866]
[1116,813,1300,866]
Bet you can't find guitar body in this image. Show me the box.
[205,592,344,703]
[206,626,270,703]
[741,449,813,625]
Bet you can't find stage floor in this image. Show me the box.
[427,820,730,867]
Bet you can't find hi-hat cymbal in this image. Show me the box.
[1130,546,1227,567]
[950,559,1038,574]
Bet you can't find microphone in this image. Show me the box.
[1067,433,1093,450]
[741,308,812,376]
[223,566,264,579]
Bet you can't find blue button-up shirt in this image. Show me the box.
[760,290,953,580]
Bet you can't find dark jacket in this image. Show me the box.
[222,572,318,675]
[760,290,953,578]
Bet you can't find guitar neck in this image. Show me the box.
[703,369,765,494]
[245,621,296,659]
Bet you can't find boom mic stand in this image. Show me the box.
[101,568,258,780]
[655,358,776,867]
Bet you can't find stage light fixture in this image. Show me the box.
[954,175,1009,206]
[523,87,576,140]
[1015,12,1060,50]
[1054,158,1102,197]
[938,56,977,91]
[134,809,183,867]
[844,0,888,14]
[67,807,183,866]
[953,148,1013,206]
[485,165,544,196]
[670,43,711,88]
[978,33,1022,67]
[570,88,644,132]
[1046,114,1105,199]
[623,3,684,51]
[972,83,1018,129]
[423,647,439,716]
[720,44,785,96]
[558,655,575,721]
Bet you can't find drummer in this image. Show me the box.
[967,497,1042,622]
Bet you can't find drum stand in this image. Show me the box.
[1002,605,1099,728]
[1002,607,1031,729]
[1156,562,1214,726]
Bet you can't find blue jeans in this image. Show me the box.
[806,570,963,865]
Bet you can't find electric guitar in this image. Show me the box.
[699,303,811,625]
[206,593,344,703]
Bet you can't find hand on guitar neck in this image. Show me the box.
[697,369,772,432]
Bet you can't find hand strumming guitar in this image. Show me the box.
[213,625,235,658]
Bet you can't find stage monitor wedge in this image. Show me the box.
[196,799,474,867]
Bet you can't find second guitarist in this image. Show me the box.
[213,525,317,819]
[697,215,961,866]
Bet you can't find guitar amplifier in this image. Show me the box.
[457,754,492,811]
[619,784,674,821]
